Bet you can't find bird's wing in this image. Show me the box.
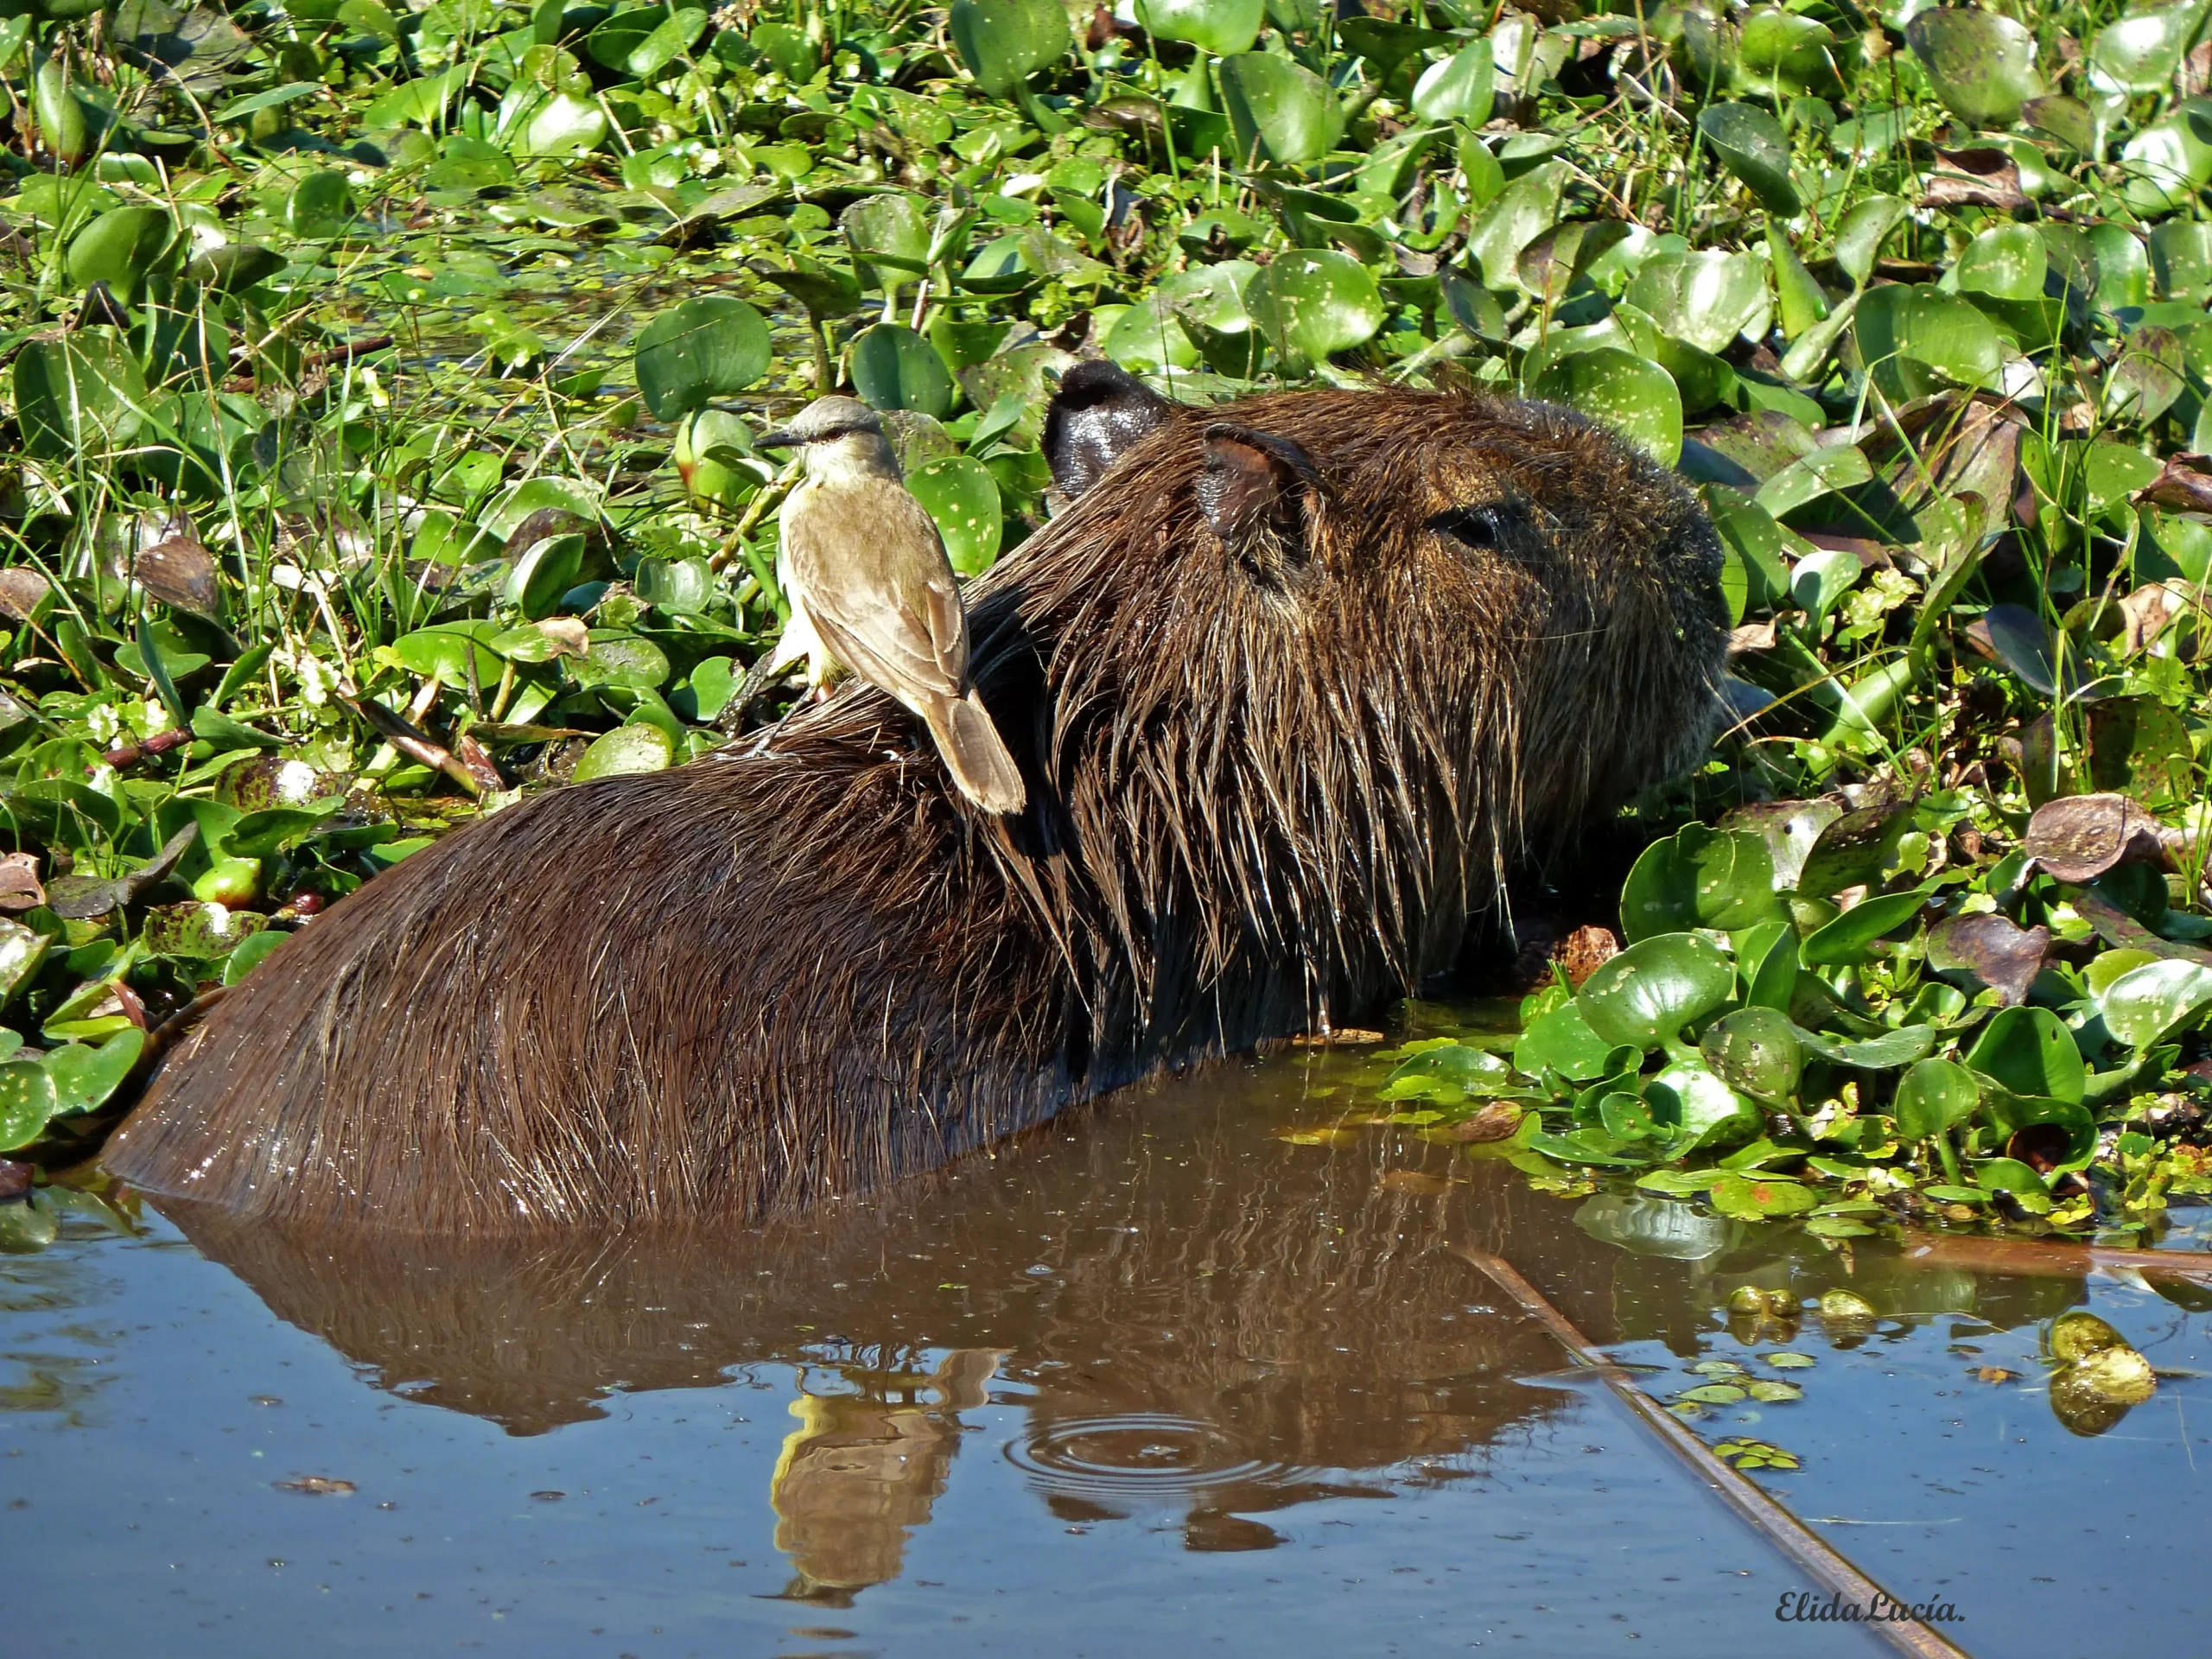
[785,476,968,700]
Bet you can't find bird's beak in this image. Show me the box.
[756,430,801,450]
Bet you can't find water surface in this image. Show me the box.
[1,1051,2204,1656]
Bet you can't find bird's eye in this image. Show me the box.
[1429,505,1510,551]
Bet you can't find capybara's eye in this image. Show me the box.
[1428,505,1511,552]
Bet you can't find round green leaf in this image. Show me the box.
[2100,959,2212,1052]
[1515,1001,1617,1082]
[1135,0,1262,57]
[906,454,1003,576]
[0,1060,59,1151]
[66,205,174,300]
[1412,41,1495,125]
[1699,1006,1802,1102]
[1971,1155,2050,1207]
[1985,1093,2097,1173]
[391,623,505,684]
[632,296,772,420]
[1103,292,1201,373]
[1798,887,1929,965]
[0,920,50,1008]
[1529,346,1683,467]
[2121,100,2212,215]
[1624,249,1768,356]
[13,332,148,460]
[503,86,607,157]
[1381,1041,1515,1102]
[1579,932,1737,1052]
[286,171,350,238]
[1696,103,1800,216]
[1709,1172,1817,1219]
[1966,1005,2086,1105]
[1853,283,2004,403]
[505,533,587,622]
[573,722,673,780]
[1892,1057,1979,1140]
[1248,250,1385,365]
[1955,223,2045,302]
[842,193,931,277]
[1646,1059,1761,1149]
[1619,823,1785,941]
[1218,52,1344,167]
[223,928,290,986]
[850,323,957,418]
[949,0,1071,95]
[2149,220,2212,300]
[1904,7,2042,129]
[2090,4,2200,95]
[569,632,671,690]
[1789,1022,1936,1069]
[42,1027,144,1116]
[626,6,707,77]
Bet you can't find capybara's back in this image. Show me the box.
[105,379,1727,1230]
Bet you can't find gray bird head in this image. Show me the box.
[758,397,899,482]
[758,397,885,449]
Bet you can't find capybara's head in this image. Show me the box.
[988,370,1729,977]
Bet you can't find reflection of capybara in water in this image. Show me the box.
[107,374,1727,1228]
[150,1078,1619,1590]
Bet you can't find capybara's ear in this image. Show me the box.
[1198,423,1321,578]
[1042,361,1174,501]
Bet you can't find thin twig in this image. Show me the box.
[1448,1246,1971,1659]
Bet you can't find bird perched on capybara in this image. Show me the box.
[104,375,1728,1230]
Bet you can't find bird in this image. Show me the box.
[732,396,1027,816]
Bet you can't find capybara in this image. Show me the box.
[104,375,1728,1229]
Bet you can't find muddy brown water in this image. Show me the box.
[0,1046,2206,1656]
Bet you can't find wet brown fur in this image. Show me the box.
[104,388,1727,1230]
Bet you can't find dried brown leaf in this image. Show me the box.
[1927,912,2050,1006]
[0,852,43,914]
[0,567,52,622]
[135,536,222,618]
[2023,792,2169,884]
[2132,452,2212,516]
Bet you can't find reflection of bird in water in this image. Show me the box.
[769,1348,1001,1603]
[735,396,1026,815]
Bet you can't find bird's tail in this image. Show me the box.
[923,690,1027,815]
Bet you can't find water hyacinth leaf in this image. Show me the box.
[14,332,148,460]
[1624,250,1768,356]
[1619,823,1786,941]
[570,632,671,690]
[0,920,48,1007]
[2120,99,2212,214]
[1709,1173,1817,1220]
[2100,959,2212,1051]
[1791,1023,1936,1068]
[1699,1006,1802,1102]
[949,0,1071,95]
[1831,194,1907,289]
[391,624,505,684]
[1986,1093,2098,1171]
[1413,41,1495,125]
[2149,220,2212,298]
[505,533,586,621]
[1798,887,1930,964]
[1247,251,1385,365]
[1463,162,1567,290]
[0,1061,59,1151]
[632,296,772,419]
[66,205,173,300]
[1892,1056,1980,1140]
[2022,791,2167,883]
[2090,2,2203,95]
[1103,293,1201,373]
[842,193,931,277]
[572,722,673,780]
[1135,0,1262,57]
[626,7,708,78]
[1967,1006,2087,1104]
[223,928,289,986]
[1578,932,1737,1052]
[1646,1060,1762,1150]
[1955,224,2046,302]
[1926,912,2050,1006]
[1697,103,1800,216]
[1528,348,1682,467]
[1904,7,2043,128]
[1514,1001,1617,1082]
[42,1027,144,1116]
[1853,285,2003,402]
[140,901,268,960]
[1380,1041,1515,1101]
[1218,53,1344,167]
[850,323,957,417]
[906,455,1003,575]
